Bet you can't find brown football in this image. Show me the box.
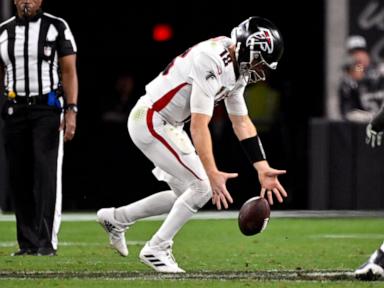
[238,196,270,236]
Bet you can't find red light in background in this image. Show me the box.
[153,24,173,42]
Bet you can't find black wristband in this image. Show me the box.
[64,103,78,113]
[240,135,266,163]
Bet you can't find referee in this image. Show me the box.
[0,0,78,256]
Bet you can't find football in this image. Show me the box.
[238,196,270,236]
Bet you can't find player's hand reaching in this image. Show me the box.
[366,123,383,148]
[207,170,238,210]
[254,160,287,205]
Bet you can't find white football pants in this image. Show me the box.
[127,97,208,185]
[123,97,212,243]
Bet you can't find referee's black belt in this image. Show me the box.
[12,92,59,105]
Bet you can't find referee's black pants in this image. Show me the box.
[2,102,62,252]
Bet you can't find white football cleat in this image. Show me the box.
[97,208,130,257]
[139,240,185,273]
[355,248,384,280]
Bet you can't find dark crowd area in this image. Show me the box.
[2,1,325,211]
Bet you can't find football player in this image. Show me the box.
[355,105,384,280]
[97,16,288,273]
[355,242,384,280]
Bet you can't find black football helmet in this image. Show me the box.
[231,16,284,83]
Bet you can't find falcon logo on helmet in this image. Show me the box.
[246,28,274,54]
[231,16,284,83]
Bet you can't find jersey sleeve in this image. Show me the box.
[189,52,221,116]
[190,81,214,116]
[55,19,77,57]
[224,78,248,116]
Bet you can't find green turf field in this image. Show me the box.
[0,216,384,287]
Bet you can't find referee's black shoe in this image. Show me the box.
[11,248,37,256]
[37,247,57,256]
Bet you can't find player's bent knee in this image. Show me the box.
[180,179,211,210]
[167,177,189,197]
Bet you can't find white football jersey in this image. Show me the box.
[144,36,248,125]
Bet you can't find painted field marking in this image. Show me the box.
[310,234,384,239]
[0,270,369,281]
[0,240,146,248]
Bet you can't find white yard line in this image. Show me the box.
[310,233,384,239]
[0,270,362,281]
[0,240,146,248]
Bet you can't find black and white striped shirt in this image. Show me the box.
[0,10,77,97]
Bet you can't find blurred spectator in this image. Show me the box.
[339,35,384,122]
[102,72,136,124]
[99,72,141,205]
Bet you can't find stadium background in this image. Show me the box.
[1,0,383,211]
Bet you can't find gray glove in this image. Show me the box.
[366,123,383,148]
